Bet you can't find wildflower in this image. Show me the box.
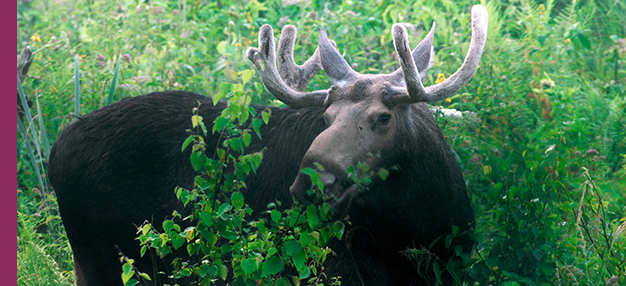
[607,275,620,286]
[470,154,483,164]
[564,38,571,45]
[582,148,599,158]
[436,73,446,84]
[122,54,131,62]
[574,151,581,157]
[96,54,106,68]
[501,75,507,81]
[131,75,151,85]
[445,98,452,103]
[30,33,42,43]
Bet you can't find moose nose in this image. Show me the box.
[319,171,336,187]
[290,167,341,203]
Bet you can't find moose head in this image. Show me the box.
[248,5,488,213]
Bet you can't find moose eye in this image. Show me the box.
[377,113,391,125]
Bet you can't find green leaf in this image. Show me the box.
[217,203,232,218]
[261,256,284,277]
[171,233,185,249]
[292,251,307,272]
[208,265,218,277]
[217,262,228,280]
[378,168,389,180]
[139,272,152,281]
[200,211,214,227]
[331,222,345,240]
[231,191,244,210]
[306,205,320,228]
[299,231,314,247]
[187,242,199,256]
[199,264,210,278]
[252,118,263,139]
[297,264,311,279]
[163,220,175,232]
[182,135,195,152]
[271,210,282,222]
[576,33,591,50]
[241,69,253,84]
[242,257,260,275]
[242,131,252,147]
[216,41,227,56]
[190,151,206,171]
[192,115,203,128]
[213,116,230,134]
[121,263,134,284]
[262,110,271,124]
[284,239,302,257]
[141,224,151,235]
[483,165,492,175]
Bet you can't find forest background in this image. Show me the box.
[17,0,626,284]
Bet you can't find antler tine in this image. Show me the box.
[387,23,429,105]
[388,22,436,86]
[424,5,488,101]
[388,5,488,105]
[277,25,323,92]
[247,24,328,109]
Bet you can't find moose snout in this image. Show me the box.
[290,169,340,203]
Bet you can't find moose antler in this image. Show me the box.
[389,5,488,105]
[276,25,323,92]
[247,24,328,109]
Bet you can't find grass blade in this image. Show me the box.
[17,73,34,124]
[17,113,46,194]
[17,74,44,162]
[107,54,122,105]
[74,55,80,120]
[35,95,51,158]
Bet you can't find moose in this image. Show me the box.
[48,5,487,285]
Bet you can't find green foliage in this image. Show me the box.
[17,0,626,285]
[135,78,344,285]
[17,209,73,286]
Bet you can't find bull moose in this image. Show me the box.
[48,5,488,285]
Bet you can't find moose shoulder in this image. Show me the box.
[48,5,488,285]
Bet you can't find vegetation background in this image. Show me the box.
[17,0,625,285]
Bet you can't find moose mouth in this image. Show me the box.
[290,171,361,220]
[325,183,359,220]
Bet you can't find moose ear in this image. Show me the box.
[412,22,435,79]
